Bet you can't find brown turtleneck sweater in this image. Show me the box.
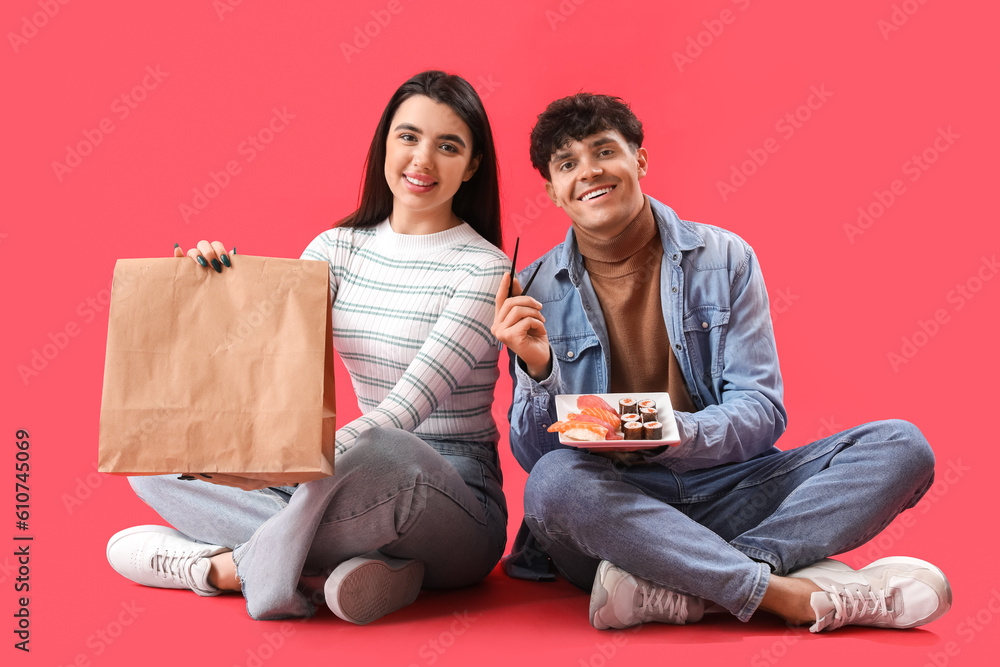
[574,197,697,413]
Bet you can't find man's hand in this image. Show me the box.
[492,273,552,381]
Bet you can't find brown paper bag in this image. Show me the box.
[98,255,336,483]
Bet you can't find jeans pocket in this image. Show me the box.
[429,452,489,525]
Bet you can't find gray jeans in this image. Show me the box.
[130,427,507,620]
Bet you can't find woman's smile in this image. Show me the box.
[403,172,438,193]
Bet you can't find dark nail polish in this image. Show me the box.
[221,254,231,268]
[177,475,195,481]
[232,246,237,256]
[198,473,213,479]
[211,258,222,273]
[174,243,180,249]
[196,255,208,268]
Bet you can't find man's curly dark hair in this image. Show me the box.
[529,93,644,180]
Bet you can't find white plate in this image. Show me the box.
[553,392,680,451]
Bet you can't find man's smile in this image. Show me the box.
[578,185,617,202]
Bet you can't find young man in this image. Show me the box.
[492,93,951,633]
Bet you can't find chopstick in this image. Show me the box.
[520,262,542,297]
[506,237,520,299]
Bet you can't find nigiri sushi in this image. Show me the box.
[566,412,622,440]
[579,406,621,431]
[577,394,617,413]
[547,420,608,441]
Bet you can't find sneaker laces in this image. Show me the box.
[150,548,206,591]
[824,583,891,630]
[638,583,688,623]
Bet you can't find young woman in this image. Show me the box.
[106,71,510,623]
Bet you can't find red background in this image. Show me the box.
[3,1,998,665]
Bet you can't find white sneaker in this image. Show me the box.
[589,560,705,630]
[325,553,424,625]
[787,557,856,578]
[106,525,229,597]
[788,556,952,632]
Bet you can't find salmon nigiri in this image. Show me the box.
[577,394,617,413]
[547,420,608,441]
[566,413,622,440]
[579,406,621,431]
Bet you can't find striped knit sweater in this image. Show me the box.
[300,219,509,456]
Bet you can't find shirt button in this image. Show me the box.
[675,344,682,351]
[702,322,709,329]
[672,254,678,261]
[567,351,575,358]
[671,286,678,293]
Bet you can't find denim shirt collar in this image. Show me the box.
[552,196,705,286]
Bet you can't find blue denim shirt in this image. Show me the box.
[508,197,786,474]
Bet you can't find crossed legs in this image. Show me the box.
[523,419,938,626]
[123,427,507,619]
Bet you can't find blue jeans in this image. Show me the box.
[522,419,935,621]
[130,428,507,620]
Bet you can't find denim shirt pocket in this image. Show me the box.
[683,306,730,381]
[550,334,599,364]
[549,333,602,394]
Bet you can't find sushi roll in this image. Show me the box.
[624,421,644,440]
[619,398,638,415]
[621,413,641,425]
[643,421,663,440]
[638,399,657,411]
[640,407,658,423]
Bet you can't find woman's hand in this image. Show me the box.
[492,273,552,381]
[179,473,291,491]
[175,240,233,273]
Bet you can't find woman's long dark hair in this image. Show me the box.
[337,70,503,249]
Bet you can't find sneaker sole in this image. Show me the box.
[327,558,424,625]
